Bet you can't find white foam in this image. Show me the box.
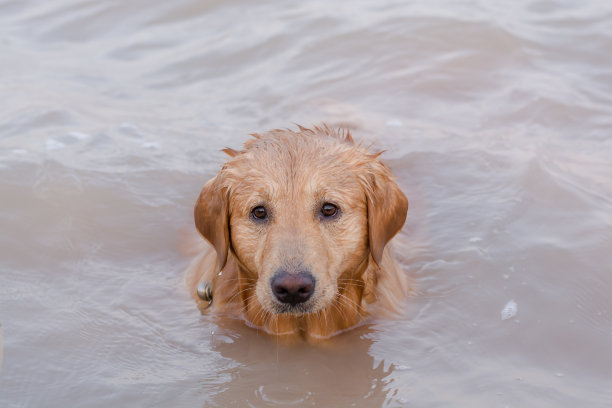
[45,139,65,151]
[385,119,403,127]
[119,122,142,133]
[68,131,90,140]
[141,142,159,149]
[395,365,412,371]
[501,300,518,321]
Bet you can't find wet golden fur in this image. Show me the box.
[186,125,409,341]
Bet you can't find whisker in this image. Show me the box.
[336,292,363,325]
[238,293,259,314]
[338,292,361,311]
[255,305,271,329]
[216,277,258,284]
[329,297,348,323]
[315,309,323,334]
[226,285,255,304]
[321,309,329,333]
[337,278,366,284]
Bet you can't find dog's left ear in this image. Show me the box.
[366,167,408,265]
[194,177,230,272]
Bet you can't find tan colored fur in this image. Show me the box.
[186,125,409,341]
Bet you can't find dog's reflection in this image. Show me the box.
[205,317,392,407]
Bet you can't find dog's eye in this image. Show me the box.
[320,203,338,218]
[251,206,268,220]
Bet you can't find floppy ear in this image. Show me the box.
[366,171,408,265]
[194,177,230,272]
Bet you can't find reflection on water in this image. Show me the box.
[1,0,612,406]
[208,320,389,407]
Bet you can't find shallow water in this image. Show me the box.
[1,0,612,406]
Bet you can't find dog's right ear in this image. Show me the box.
[194,177,230,272]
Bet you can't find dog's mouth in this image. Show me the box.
[266,287,335,316]
[269,300,320,316]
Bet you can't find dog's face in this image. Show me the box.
[195,128,407,317]
[228,156,370,315]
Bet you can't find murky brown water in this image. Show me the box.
[2,0,612,406]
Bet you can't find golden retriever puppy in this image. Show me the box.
[186,125,409,341]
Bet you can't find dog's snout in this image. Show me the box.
[271,271,315,305]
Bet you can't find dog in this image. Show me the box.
[186,124,409,341]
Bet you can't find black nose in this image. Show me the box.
[271,271,315,305]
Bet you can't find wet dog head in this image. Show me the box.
[195,126,407,317]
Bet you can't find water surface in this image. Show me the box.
[1,0,612,406]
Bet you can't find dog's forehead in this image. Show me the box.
[225,134,370,204]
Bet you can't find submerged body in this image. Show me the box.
[187,125,409,341]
